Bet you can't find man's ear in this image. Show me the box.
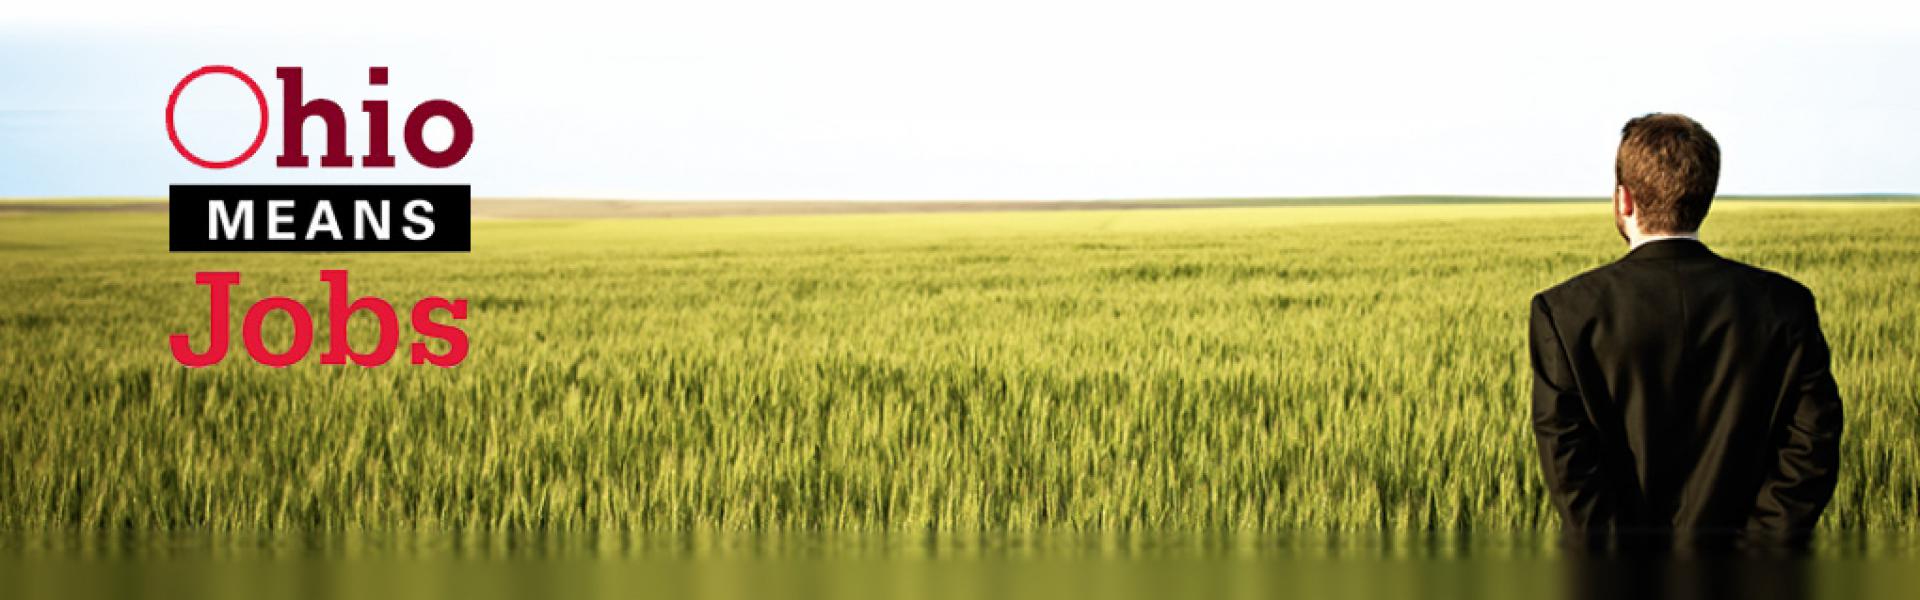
[1615,185,1635,218]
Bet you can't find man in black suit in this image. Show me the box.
[1529,113,1843,553]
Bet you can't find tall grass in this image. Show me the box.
[1,202,1914,536]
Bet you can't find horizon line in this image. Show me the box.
[4,193,1919,204]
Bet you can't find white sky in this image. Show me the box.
[2,0,1916,199]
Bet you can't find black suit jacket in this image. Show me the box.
[1529,239,1842,549]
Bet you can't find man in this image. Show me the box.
[1529,113,1843,552]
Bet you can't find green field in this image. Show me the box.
[2,200,1916,543]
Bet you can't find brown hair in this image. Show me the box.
[1616,113,1720,233]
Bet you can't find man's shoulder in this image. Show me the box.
[1532,261,1625,308]
[1718,255,1816,295]
[1714,256,1820,317]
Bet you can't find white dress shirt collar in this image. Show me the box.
[1631,231,1701,250]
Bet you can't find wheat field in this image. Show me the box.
[1,200,1915,543]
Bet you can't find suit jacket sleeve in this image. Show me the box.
[1529,293,1615,534]
[1747,298,1844,541]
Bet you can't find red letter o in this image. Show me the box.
[165,65,270,169]
[243,297,313,367]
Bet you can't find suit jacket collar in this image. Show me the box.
[1622,237,1714,261]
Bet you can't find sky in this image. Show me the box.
[1,0,1916,200]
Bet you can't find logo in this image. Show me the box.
[166,65,471,368]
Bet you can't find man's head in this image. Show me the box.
[1613,113,1720,243]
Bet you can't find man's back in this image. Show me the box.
[1529,238,1843,549]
